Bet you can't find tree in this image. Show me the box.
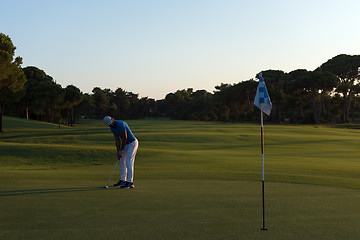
[189,90,213,121]
[318,54,360,122]
[113,88,130,118]
[214,80,258,121]
[287,70,338,124]
[75,93,93,119]
[138,97,156,118]
[64,85,82,126]
[22,66,64,122]
[260,70,289,122]
[310,71,339,124]
[91,87,109,119]
[164,88,193,120]
[0,33,26,132]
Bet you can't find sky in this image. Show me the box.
[1,0,360,100]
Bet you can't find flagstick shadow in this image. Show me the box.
[0,186,112,197]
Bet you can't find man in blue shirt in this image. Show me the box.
[103,116,138,189]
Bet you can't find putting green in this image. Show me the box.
[0,169,359,240]
[0,117,359,239]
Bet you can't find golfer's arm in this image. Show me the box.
[114,135,121,153]
[120,130,127,150]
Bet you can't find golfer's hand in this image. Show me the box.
[118,149,124,159]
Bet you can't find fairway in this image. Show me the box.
[0,117,360,239]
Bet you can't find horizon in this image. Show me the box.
[21,52,351,100]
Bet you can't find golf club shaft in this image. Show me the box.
[106,159,119,185]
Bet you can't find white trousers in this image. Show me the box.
[120,139,138,183]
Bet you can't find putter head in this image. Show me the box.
[104,186,109,189]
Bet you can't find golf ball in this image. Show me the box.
[105,186,108,189]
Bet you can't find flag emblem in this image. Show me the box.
[254,72,272,116]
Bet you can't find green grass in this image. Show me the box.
[0,117,360,239]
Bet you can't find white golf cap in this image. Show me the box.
[103,116,112,126]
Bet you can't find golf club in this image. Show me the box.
[105,159,119,188]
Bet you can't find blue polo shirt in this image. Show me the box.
[110,120,136,144]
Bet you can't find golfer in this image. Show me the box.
[103,116,138,189]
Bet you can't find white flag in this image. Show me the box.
[254,72,272,116]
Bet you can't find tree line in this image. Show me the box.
[1,32,360,131]
[163,55,360,124]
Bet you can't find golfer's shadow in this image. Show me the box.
[0,186,106,197]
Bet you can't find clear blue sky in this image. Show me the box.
[1,0,359,99]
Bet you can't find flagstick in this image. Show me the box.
[261,110,268,231]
